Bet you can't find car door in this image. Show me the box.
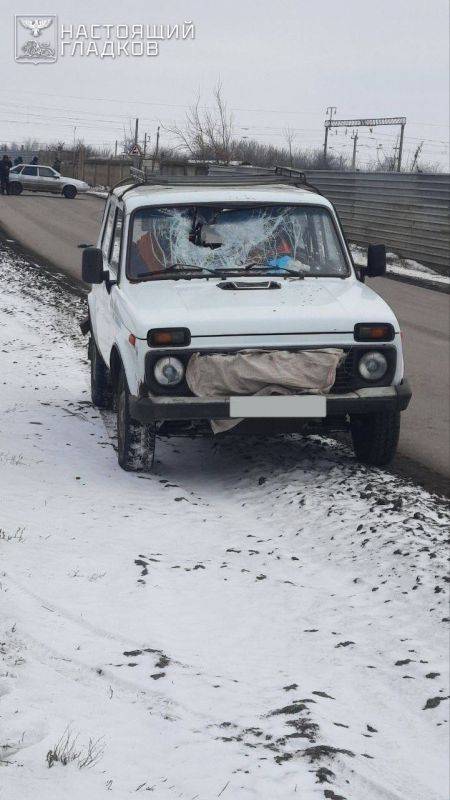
[37,166,59,193]
[94,201,123,362]
[8,165,23,186]
[20,165,39,190]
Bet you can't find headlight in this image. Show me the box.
[154,356,185,386]
[358,351,388,381]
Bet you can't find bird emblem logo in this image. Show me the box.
[19,17,53,37]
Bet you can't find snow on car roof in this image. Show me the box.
[113,183,333,213]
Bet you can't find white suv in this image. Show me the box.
[81,168,411,472]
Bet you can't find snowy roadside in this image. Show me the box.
[350,244,450,290]
[0,246,449,800]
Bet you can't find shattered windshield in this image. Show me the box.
[127,204,349,280]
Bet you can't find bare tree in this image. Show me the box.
[164,81,234,163]
[282,126,296,168]
[120,120,141,157]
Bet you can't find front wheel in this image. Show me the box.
[9,182,23,195]
[117,370,156,472]
[350,410,400,466]
[62,185,77,199]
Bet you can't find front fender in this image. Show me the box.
[111,330,140,396]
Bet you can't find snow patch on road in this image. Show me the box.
[0,244,449,799]
[350,244,450,287]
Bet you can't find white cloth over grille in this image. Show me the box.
[186,348,344,433]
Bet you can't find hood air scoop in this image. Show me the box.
[217,279,281,291]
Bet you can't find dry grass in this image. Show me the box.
[46,727,104,770]
[0,526,25,542]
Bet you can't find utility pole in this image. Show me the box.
[152,125,160,172]
[392,135,399,172]
[397,121,405,172]
[134,118,139,146]
[323,106,337,165]
[114,140,118,158]
[351,130,358,170]
[143,132,148,157]
[376,143,384,167]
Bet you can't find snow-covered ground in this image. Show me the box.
[0,244,449,800]
[350,244,450,288]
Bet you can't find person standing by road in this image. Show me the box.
[0,154,13,195]
[52,157,61,172]
[14,155,23,166]
[31,155,39,165]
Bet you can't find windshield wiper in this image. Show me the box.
[243,261,304,277]
[136,263,222,279]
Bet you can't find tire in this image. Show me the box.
[116,369,156,472]
[350,410,400,466]
[62,185,77,199]
[9,182,23,195]
[89,337,112,408]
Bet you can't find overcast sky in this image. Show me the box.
[2,0,449,168]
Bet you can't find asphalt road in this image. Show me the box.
[1,191,449,493]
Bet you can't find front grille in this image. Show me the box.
[145,346,396,396]
[330,350,355,393]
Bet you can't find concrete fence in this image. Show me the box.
[60,158,133,187]
[305,171,450,274]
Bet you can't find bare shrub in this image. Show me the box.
[0,527,25,542]
[46,727,104,769]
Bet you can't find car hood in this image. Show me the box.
[118,276,399,341]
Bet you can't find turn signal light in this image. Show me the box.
[354,323,395,342]
[147,328,191,347]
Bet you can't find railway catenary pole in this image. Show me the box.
[323,106,337,164]
[324,115,407,169]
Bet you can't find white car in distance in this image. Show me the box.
[8,164,89,199]
[81,167,411,472]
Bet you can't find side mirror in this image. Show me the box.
[82,247,104,284]
[366,244,386,277]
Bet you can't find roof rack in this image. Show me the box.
[112,164,321,197]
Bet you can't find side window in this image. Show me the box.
[38,167,55,178]
[101,203,116,258]
[22,166,37,176]
[109,209,124,274]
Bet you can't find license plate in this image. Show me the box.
[229,395,326,418]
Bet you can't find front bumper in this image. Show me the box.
[130,379,412,424]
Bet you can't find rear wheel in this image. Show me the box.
[117,369,156,472]
[90,337,112,408]
[62,185,77,199]
[350,411,400,466]
[9,182,23,195]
